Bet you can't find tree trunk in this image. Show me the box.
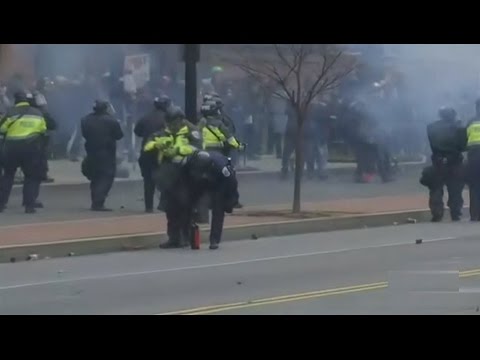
[292,121,304,213]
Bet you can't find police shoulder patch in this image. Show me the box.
[222,166,231,177]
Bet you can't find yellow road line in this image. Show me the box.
[158,268,480,315]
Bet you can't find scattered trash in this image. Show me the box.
[10,257,16,263]
[236,281,243,285]
[68,252,75,257]
[393,222,399,226]
[58,270,64,274]
[120,205,125,209]
[407,218,417,224]
[251,234,258,240]
[27,254,38,261]
[415,239,423,244]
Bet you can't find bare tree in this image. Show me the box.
[235,44,357,213]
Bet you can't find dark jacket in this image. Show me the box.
[134,108,166,147]
[35,107,57,132]
[427,119,467,162]
[81,111,123,155]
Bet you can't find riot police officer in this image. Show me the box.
[199,101,242,156]
[25,92,57,208]
[143,106,202,249]
[134,95,170,212]
[186,150,239,250]
[465,99,480,221]
[81,100,124,211]
[426,107,467,222]
[0,91,51,213]
[203,93,236,135]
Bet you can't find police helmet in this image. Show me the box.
[200,101,220,117]
[166,106,185,122]
[154,95,171,111]
[188,151,213,181]
[93,99,111,113]
[203,94,214,103]
[14,90,28,104]
[438,106,457,121]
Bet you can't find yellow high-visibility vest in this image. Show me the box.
[467,121,480,147]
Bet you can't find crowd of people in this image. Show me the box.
[0,82,243,250]
[0,59,424,189]
[5,53,470,249]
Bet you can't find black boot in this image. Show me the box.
[91,205,113,212]
[25,207,36,214]
[209,238,220,250]
[451,212,462,222]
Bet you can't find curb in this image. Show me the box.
[0,208,433,264]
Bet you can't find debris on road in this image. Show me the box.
[407,218,417,224]
[251,234,258,240]
[415,239,423,244]
[27,254,39,261]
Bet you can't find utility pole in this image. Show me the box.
[183,44,208,224]
[183,44,200,124]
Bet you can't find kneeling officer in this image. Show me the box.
[186,150,240,250]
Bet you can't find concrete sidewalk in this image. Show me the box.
[0,193,433,249]
[26,156,425,186]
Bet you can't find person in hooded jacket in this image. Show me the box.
[81,100,124,211]
[134,95,171,212]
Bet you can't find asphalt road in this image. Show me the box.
[1,222,480,315]
[0,172,424,226]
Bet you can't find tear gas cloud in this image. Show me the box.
[338,44,480,155]
[347,44,480,124]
